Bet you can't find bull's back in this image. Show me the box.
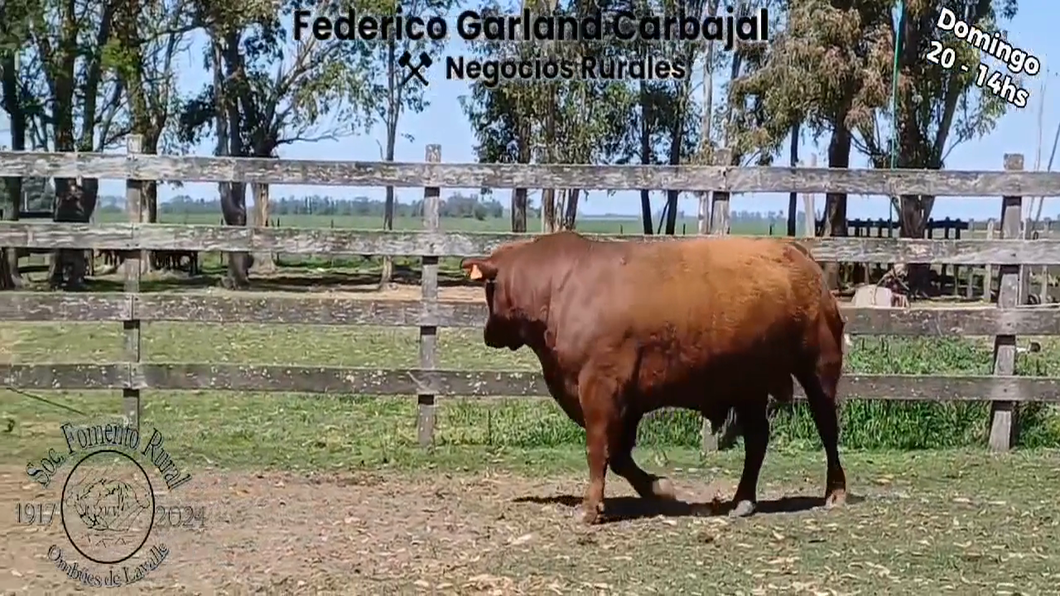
[557,238,823,389]
[610,236,823,332]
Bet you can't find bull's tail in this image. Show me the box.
[821,287,847,356]
[813,284,847,407]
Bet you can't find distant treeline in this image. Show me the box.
[150,193,517,219]
[94,192,779,223]
[83,191,989,230]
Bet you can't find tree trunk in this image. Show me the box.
[542,188,557,233]
[639,190,653,235]
[215,30,249,289]
[897,196,929,238]
[46,0,81,289]
[897,195,933,292]
[541,79,559,233]
[1,48,24,288]
[511,120,530,233]
[146,180,158,223]
[664,101,685,236]
[511,188,528,232]
[220,183,249,287]
[664,53,695,236]
[249,182,276,273]
[787,120,800,237]
[48,184,92,290]
[0,178,19,289]
[821,121,852,290]
[380,37,399,287]
[639,79,653,235]
[562,188,579,229]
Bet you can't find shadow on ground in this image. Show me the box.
[513,493,865,524]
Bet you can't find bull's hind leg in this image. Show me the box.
[730,394,770,517]
[796,363,848,508]
[609,412,676,500]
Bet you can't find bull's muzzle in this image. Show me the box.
[483,324,506,349]
[483,320,520,351]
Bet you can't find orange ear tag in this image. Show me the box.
[468,264,483,280]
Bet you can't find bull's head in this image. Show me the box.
[460,256,525,351]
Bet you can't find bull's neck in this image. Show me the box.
[525,321,562,386]
[523,320,551,357]
[512,295,552,360]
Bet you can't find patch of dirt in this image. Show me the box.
[3,460,1058,594]
[0,466,733,595]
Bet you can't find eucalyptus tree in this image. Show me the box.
[729,0,892,286]
[460,0,634,232]
[6,0,130,288]
[855,0,1019,245]
[364,0,455,284]
[179,0,377,286]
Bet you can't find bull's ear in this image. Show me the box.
[460,258,498,281]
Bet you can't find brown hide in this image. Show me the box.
[461,232,848,523]
[461,233,843,420]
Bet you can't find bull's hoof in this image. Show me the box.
[729,499,756,518]
[576,501,604,525]
[825,489,847,508]
[650,478,677,500]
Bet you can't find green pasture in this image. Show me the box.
[1,320,1058,472]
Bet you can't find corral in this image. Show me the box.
[2,142,1060,593]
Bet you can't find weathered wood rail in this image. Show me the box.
[2,141,1060,453]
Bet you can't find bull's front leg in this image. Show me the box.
[577,371,624,525]
[581,413,609,524]
[609,413,675,500]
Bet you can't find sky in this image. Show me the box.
[6,1,1060,221]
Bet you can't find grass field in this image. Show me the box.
[2,316,1060,458]
[95,211,749,235]
[1,310,1060,592]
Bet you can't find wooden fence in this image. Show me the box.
[3,140,1060,454]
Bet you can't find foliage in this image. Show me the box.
[177,0,378,151]
[155,192,513,219]
[3,321,1058,454]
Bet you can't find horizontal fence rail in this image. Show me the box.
[1,145,1056,454]
[2,364,1059,403]
[3,223,1060,264]
[4,151,1060,195]
[3,293,1060,336]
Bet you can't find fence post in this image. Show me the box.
[803,155,817,238]
[701,149,736,453]
[965,221,976,299]
[989,153,1023,452]
[984,218,995,298]
[418,144,441,448]
[123,135,143,432]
